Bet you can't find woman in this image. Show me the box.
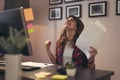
[45,15,97,69]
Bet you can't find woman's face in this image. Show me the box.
[64,17,77,31]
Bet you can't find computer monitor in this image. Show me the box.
[4,0,30,10]
[0,7,32,56]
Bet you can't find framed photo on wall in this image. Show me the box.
[49,0,62,5]
[88,1,107,17]
[116,0,120,15]
[64,0,83,3]
[66,5,81,18]
[49,7,62,20]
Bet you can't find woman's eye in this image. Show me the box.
[69,19,73,22]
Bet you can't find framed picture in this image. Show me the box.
[49,7,62,20]
[88,1,107,17]
[49,0,62,5]
[64,0,83,3]
[116,0,120,15]
[66,5,81,18]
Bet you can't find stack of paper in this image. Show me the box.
[35,72,51,79]
[21,61,54,68]
[52,74,68,80]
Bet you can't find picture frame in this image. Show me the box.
[49,0,62,5]
[66,5,81,18]
[64,0,83,3]
[116,0,120,15]
[49,7,62,20]
[88,1,107,17]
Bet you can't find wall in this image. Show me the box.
[0,0,120,80]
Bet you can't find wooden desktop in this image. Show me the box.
[0,64,114,80]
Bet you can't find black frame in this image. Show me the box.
[116,0,120,15]
[64,0,83,3]
[88,1,107,17]
[49,7,62,20]
[66,4,81,18]
[49,0,62,5]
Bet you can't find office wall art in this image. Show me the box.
[64,0,83,3]
[66,5,81,18]
[88,1,107,17]
[116,0,120,15]
[49,0,62,5]
[49,7,62,20]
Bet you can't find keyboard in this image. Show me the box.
[0,61,5,66]
[22,66,41,71]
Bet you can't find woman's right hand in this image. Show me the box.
[44,40,56,64]
[44,40,51,50]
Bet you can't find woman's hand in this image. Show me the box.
[44,40,56,64]
[88,47,97,64]
[44,40,51,50]
[87,47,97,69]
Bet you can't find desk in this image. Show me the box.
[0,66,114,80]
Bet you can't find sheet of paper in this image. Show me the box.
[21,61,54,68]
[76,20,107,59]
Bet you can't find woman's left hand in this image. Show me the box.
[88,47,97,63]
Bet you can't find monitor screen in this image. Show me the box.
[0,7,32,56]
[4,0,30,10]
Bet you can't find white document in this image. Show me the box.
[21,61,54,68]
[76,20,107,59]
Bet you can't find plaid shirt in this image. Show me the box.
[56,44,88,68]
